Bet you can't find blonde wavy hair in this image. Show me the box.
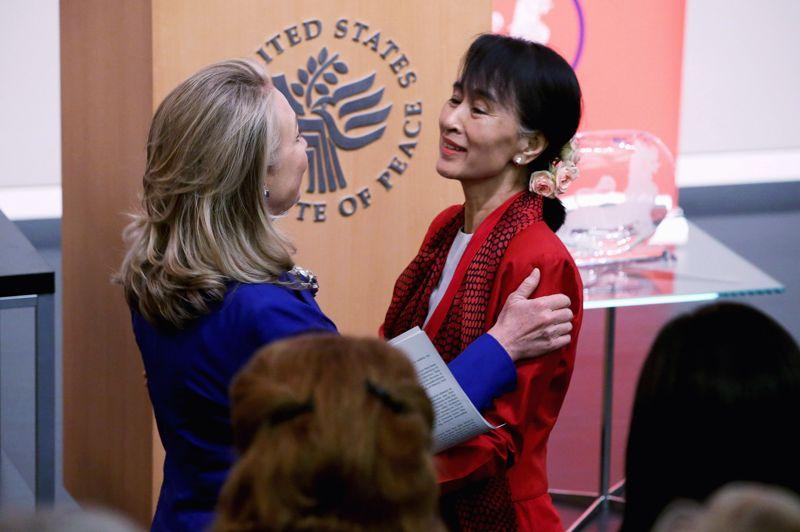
[214,335,442,532]
[116,58,294,328]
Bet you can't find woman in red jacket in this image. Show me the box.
[383,34,584,531]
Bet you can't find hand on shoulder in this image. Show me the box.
[488,268,574,362]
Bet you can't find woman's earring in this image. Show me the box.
[263,186,270,200]
[514,155,524,165]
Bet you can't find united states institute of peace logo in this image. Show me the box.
[272,47,391,194]
[256,18,423,222]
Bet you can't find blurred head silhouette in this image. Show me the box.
[653,482,800,532]
[214,335,441,532]
[623,302,800,532]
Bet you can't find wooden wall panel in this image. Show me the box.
[61,0,155,525]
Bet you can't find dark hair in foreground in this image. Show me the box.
[214,335,441,532]
[622,302,800,531]
[458,33,582,232]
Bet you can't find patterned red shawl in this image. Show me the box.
[383,191,544,531]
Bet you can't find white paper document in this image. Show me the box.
[389,327,497,453]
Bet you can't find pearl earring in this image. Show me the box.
[514,155,524,165]
[263,186,270,200]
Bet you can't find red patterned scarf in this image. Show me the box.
[383,192,543,531]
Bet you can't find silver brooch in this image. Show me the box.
[289,265,319,295]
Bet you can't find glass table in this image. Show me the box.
[549,220,785,531]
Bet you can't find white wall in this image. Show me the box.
[0,0,798,218]
[0,0,61,218]
[680,0,800,154]
[677,0,800,187]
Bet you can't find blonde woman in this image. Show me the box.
[116,59,575,531]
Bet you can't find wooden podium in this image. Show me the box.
[61,0,489,524]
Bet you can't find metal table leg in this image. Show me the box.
[550,307,625,531]
[599,307,615,498]
[35,293,55,505]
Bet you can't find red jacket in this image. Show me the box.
[422,199,584,531]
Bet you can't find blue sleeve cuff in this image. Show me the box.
[448,333,517,411]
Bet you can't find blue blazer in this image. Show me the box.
[133,280,515,532]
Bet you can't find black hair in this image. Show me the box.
[458,33,582,232]
[622,302,800,532]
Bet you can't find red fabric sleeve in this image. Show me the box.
[435,234,583,495]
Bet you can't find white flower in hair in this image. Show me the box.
[560,138,580,165]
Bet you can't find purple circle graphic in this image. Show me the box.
[571,0,585,69]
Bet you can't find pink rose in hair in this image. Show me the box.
[555,163,579,193]
[530,171,556,198]
[565,163,579,182]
